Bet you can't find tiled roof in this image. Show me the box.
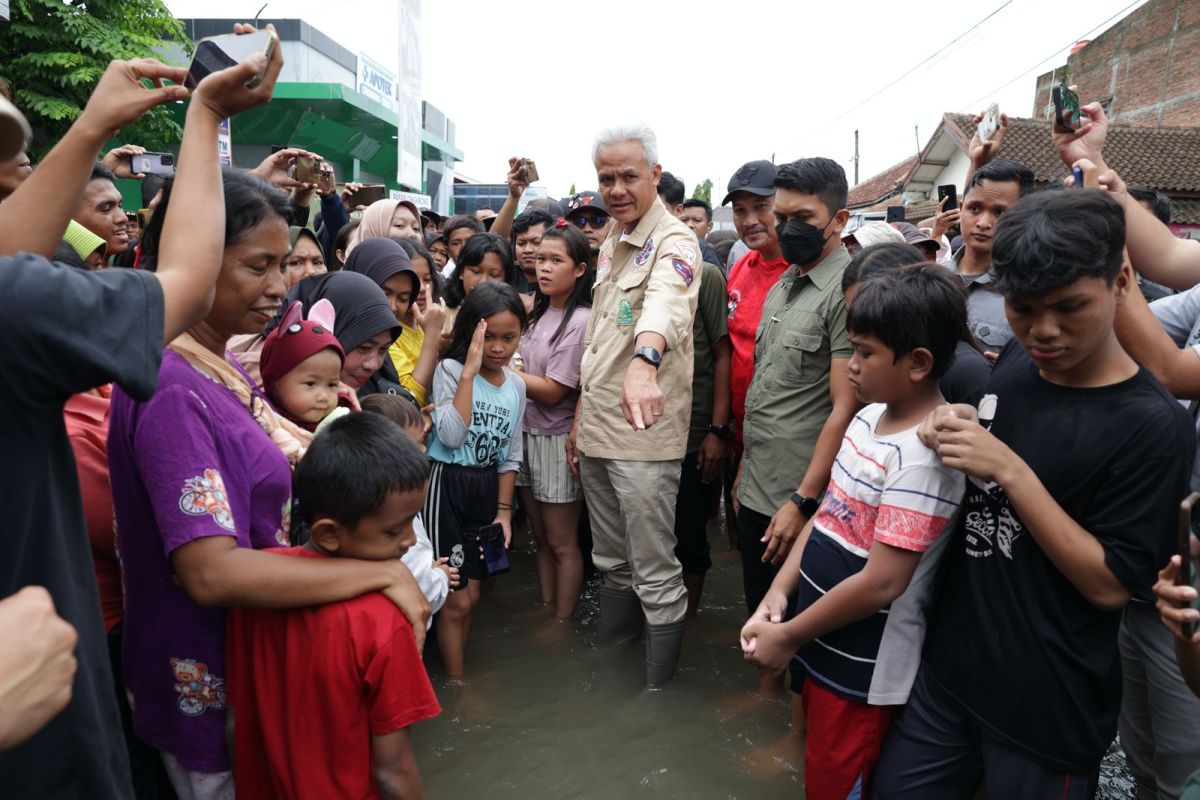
[859,196,941,223]
[1172,198,1200,226]
[946,113,1200,194]
[847,155,918,208]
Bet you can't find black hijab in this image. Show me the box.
[343,237,419,300]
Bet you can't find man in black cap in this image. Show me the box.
[891,221,942,261]
[565,190,615,261]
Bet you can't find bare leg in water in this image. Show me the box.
[436,580,481,678]
[521,487,555,607]
[541,500,584,620]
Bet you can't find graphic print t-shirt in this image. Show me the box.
[926,344,1193,771]
[427,359,526,472]
[794,404,963,706]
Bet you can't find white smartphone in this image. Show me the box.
[978,103,1000,143]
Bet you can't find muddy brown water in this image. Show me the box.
[413,512,1135,799]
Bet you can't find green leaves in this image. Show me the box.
[0,0,189,160]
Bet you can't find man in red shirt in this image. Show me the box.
[722,161,790,557]
[226,414,440,799]
[724,160,790,448]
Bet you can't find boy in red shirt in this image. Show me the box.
[226,413,440,799]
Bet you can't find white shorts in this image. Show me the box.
[517,431,580,504]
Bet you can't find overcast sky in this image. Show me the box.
[165,0,1146,198]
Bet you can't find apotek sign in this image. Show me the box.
[358,55,396,111]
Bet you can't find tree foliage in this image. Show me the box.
[569,182,576,196]
[692,178,713,205]
[0,0,189,159]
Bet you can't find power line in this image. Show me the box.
[962,0,1146,110]
[825,0,1017,127]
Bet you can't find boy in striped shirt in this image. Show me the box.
[740,262,967,800]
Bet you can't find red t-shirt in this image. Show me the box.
[63,386,123,633]
[726,250,791,443]
[226,548,441,799]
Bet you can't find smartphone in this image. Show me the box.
[477,523,511,576]
[131,152,175,177]
[521,158,539,183]
[341,183,386,208]
[185,29,278,90]
[937,184,958,211]
[1072,166,1084,188]
[1179,493,1200,637]
[978,103,1000,143]
[293,156,320,184]
[1052,84,1081,131]
[886,205,906,223]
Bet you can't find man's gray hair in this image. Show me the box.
[591,124,659,168]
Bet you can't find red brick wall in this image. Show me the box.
[1031,0,1200,128]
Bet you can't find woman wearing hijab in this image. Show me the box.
[231,269,404,401]
[283,226,326,287]
[354,198,423,246]
[343,237,442,404]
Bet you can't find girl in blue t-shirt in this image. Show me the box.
[425,281,528,678]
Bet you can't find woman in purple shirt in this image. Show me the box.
[107,170,428,796]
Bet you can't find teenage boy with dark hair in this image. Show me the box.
[510,208,555,293]
[226,413,441,799]
[742,263,967,800]
[952,159,1035,352]
[680,198,713,242]
[657,170,686,216]
[872,189,1193,799]
[75,161,130,261]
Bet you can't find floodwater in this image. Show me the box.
[413,510,1136,799]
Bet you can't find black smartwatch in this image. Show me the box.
[790,492,820,518]
[632,346,663,369]
[707,423,732,439]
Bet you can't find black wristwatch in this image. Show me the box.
[632,346,663,369]
[790,492,820,518]
[707,423,732,439]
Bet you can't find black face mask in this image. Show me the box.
[776,217,834,267]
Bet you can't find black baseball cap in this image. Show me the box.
[565,191,608,217]
[722,160,777,206]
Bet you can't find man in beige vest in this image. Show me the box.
[567,124,701,687]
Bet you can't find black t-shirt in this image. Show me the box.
[0,254,163,798]
[925,343,1193,771]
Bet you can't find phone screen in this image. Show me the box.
[185,30,273,90]
[1054,85,1081,131]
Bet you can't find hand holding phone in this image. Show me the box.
[1052,84,1082,131]
[521,158,540,183]
[477,523,510,576]
[978,103,1000,143]
[937,184,958,212]
[185,24,284,121]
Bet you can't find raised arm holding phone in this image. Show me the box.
[0,25,291,798]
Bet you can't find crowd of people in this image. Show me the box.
[8,23,1200,800]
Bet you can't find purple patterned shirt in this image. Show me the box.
[108,350,291,772]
